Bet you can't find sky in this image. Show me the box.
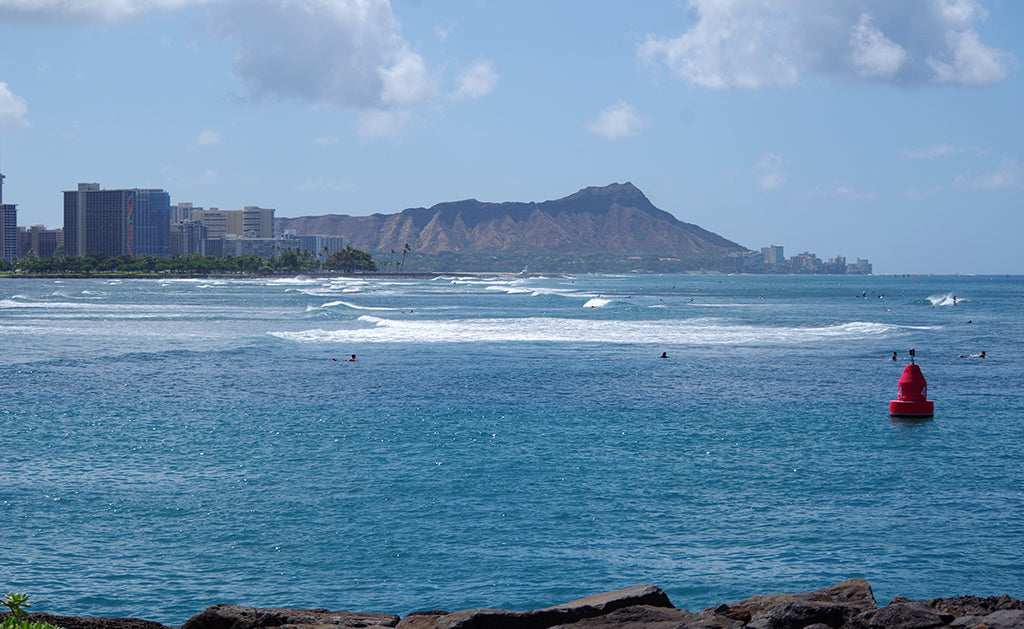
[0,0,1022,274]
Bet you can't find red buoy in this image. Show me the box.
[889,351,934,418]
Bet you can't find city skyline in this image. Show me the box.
[5,176,873,273]
[1,1,1022,274]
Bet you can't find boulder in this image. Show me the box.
[544,585,673,614]
[954,609,1024,629]
[848,601,953,629]
[548,605,697,629]
[23,614,172,629]
[435,585,674,629]
[925,596,1024,619]
[848,594,1024,629]
[695,578,877,629]
[395,611,451,629]
[179,604,400,629]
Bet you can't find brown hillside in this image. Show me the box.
[275,182,747,257]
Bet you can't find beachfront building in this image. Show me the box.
[1,203,16,262]
[289,233,347,261]
[190,209,234,239]
[171,202,199,223]
[18,225,63,259]
[848,258,873,274]
[242,206,274,238]
[790,251,823,273]
[221,236,301,258]
[762,244,784,272]
[191,207,275,239]
[824,255,847,274]
[169,220,209,256]
[63,183,171,257]
[0,170,18,262]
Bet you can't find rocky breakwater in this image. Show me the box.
[11,579,1024,629]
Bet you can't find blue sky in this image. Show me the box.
[0,0,1021,274]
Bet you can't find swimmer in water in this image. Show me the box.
[957,351,986,358]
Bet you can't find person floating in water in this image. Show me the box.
[957,351,986,358]
[347,354,357,361]
[892,351,898,361]
[660,352,669,358]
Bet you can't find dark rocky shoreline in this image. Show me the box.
[10,580,1024,629]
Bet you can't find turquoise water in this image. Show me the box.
[1,274,1021,624]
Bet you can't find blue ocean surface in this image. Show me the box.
[1,274,1022,624]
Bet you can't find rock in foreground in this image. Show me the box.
[13,579,1024,629]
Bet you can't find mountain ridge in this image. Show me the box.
[276,183,747,261]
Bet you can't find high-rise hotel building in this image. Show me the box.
[63,183,171,257]
[0,170,17,262]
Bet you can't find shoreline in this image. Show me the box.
[0,271,550,280]
[8,580,1023,629]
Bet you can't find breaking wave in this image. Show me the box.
[270,317,906,346]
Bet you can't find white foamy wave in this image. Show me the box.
[928,293,964,307]
[267,276,320,286]
[486,285,534,294]
[297,286,364,297]
[270,317,908,345]
[320,301,405,311]
[156,278,234,288]
[0,299,99,310]
[530,288,579,298]
[583,298,612,308]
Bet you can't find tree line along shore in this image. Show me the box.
[0,247,377,276]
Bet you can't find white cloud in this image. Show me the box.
[586,102,647,140]
[639,0,1012,88]
[804,183,876,201]
[954,158,1024,190]
[849,13,906,79]
[0,81,29,128]
[212,0,435,111]
[379,48,435,108]
[356,109,412,139]
[754,153,788,190]
[451,59,499,100]
[0,0,500,138]
[928,28,1011,85]
[901,143,984,159]
[638,2,801,89]
[435,19,457,42]
[193,129,222,146]
[0,0,209,22]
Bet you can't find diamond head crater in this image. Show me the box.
[275,182,864,274]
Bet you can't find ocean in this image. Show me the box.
[1,273,1021,624]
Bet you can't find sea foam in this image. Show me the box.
[270,316,905,346]
[927,292,965,306]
